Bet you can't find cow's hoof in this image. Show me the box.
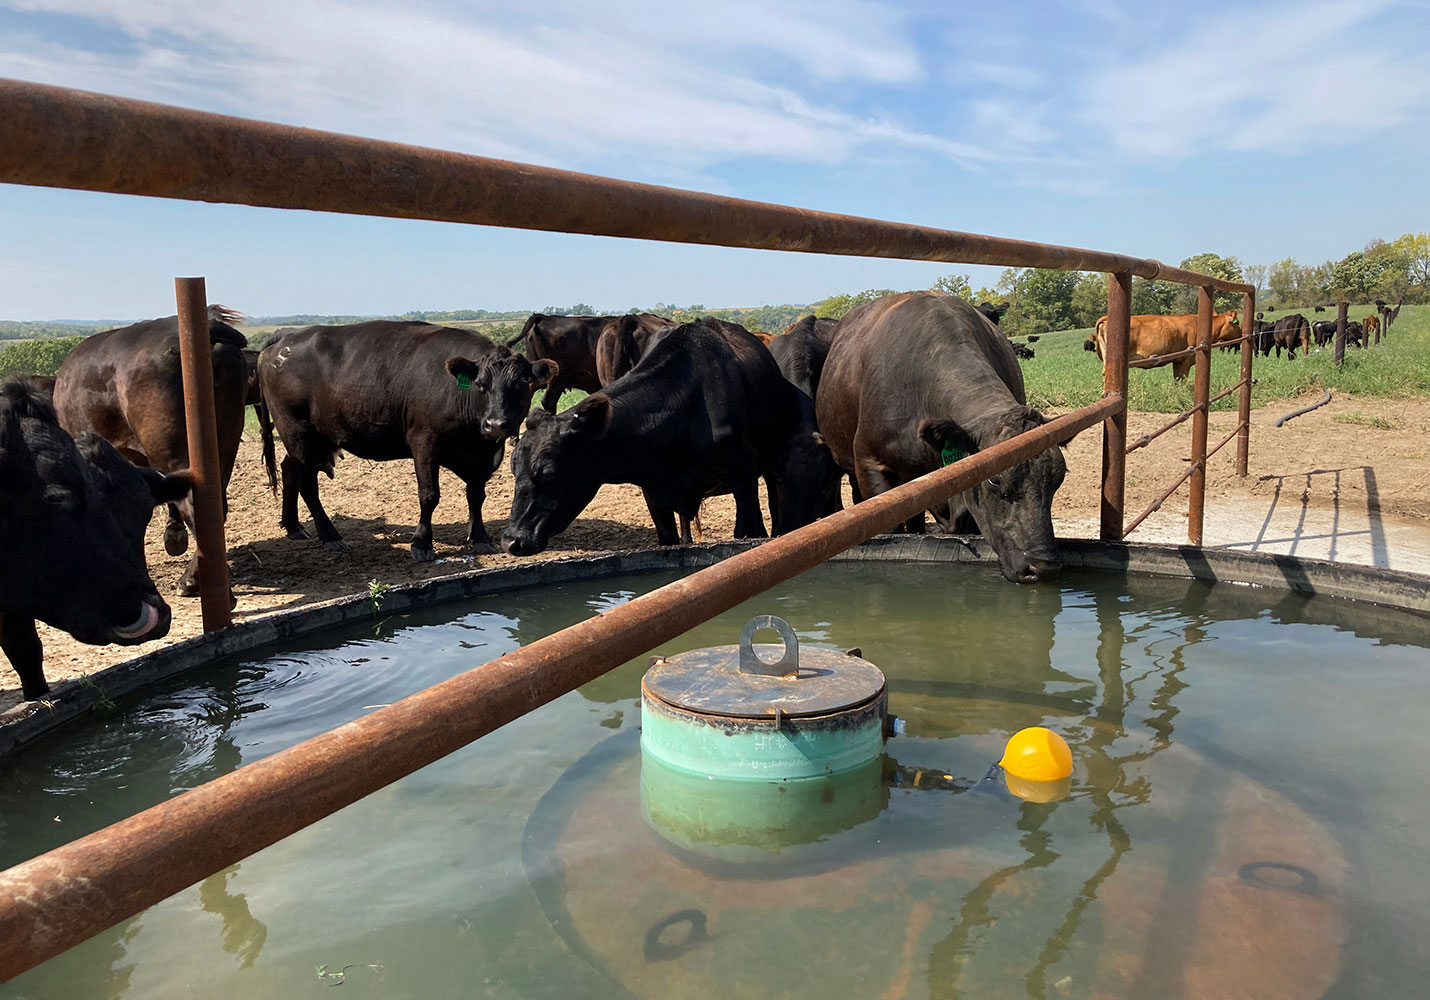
[410,544,435,563]
[469,540,498,556]
[322,539,349,553]
[176,577,200,598]
[285,526,310,541]
[163,523,190,556]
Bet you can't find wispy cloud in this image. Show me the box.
[1076,0,1430,158]
[0,0,1009,180]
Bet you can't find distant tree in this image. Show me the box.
[1266,257,1299,307]
[1070,273,1106,329]
[1174,252,1244,312]
[1243,263,1268,299]
[999,268,1079,336]
[932,273,972,299]
[813,289,899,320]
[1327,252,1382,302]
[0,337,83,377]
[1130,277,1179,315]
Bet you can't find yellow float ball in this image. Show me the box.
[999,727,1073,783]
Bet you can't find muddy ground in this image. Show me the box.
[8,392,1428,711]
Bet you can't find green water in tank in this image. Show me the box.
[0,562,1427,998]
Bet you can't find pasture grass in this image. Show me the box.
[1017,303,1429,413]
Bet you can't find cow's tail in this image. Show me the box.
[255,390,278,496]
[504,313,542,349]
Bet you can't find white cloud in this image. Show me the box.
[1077,0,1430,158]
[0,0,988,179]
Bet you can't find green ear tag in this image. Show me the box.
[455,373,472,390]
[941,441,966,466]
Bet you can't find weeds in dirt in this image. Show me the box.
[367,579,390,617]
[1333,412,1395,429]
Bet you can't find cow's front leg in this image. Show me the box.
[642,491,681,545]
[732,478,767,539]
[0,614,47,701]
[854,454,921,533]
[454,459,498,555]
[409,434,441,562]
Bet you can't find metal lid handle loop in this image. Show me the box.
[738,615,799,678]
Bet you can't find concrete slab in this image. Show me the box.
[1058,500,1430,577]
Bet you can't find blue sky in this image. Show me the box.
[2,0,1427,319]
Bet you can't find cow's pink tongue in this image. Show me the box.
[114,602,159,640]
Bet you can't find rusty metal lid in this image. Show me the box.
[642,616,886,720]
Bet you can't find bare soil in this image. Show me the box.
[8,392,1428,711]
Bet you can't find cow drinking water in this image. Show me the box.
[502,319,837,555]
[1,379,191,700]
[817,292,1080,584]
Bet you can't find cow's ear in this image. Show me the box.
[566,394,612,438]
[918,418,978,463]
[530,360,560,386]
[446,357,487,388]
[142,467,193,505]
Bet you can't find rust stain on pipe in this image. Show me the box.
[1099,271,1131,541]
[0,397,1118,982]
[1188,287,1214,546]
[0,79,1250,290]
[175,278,233,632]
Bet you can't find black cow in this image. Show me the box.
[1,379,191,700]
[258,322,556,560]
[53,307,249,597]
[1314,305,1326,313]
[1311,320,1336,347]
[976,302,1011,326]
[502,319,836,555]
[1253,319,1277,356]
[816,292,1080,584]
[1272,313,1311,359]
[1011,342,1035,360]
[768,315,839,399]
[508,312,671,411]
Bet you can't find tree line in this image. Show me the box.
[809,232,1429,338]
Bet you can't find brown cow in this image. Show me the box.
[1089,310,1243,380]
[508,313,671,411]
[1363,315,1380,340]
[53,306,249,597]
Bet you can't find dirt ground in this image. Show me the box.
[8,392,1428,711]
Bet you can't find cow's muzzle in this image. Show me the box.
[1013,556,1063,584]
[110,596,172,644]
[482,419,516,441]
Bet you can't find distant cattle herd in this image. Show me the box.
[0,290,1406,698]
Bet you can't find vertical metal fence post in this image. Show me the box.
[1236,290,1254,477]
[1334,301,1347,366]
[1100,270,1132,540]
[1188,286,1213,545]
[174,277,233,632]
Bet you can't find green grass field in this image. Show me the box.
[1017,303,1428,413]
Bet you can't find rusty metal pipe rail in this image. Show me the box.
[0,79,1249,290]
[1127,404,1201,454]
[1123,458,1200,537]
[1207,380,1246,408]
[0,396,1118,982]
[1204,424,1243,462]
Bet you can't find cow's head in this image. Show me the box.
[446,350,559,442]
[769,430,843,533]
[0,381,191,692]
[918,406,1077,584]
[501,396,610,555]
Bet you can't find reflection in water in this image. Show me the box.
[198,864,267,969]
[927,577,1212,999]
